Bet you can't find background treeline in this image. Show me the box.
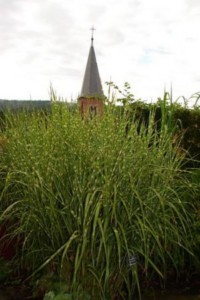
[126,100,200,168]
[168,107,200,168]
[0,99,51,111]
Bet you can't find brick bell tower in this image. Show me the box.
[78,27,104,118]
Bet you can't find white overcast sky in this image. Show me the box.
[0,0,200,102]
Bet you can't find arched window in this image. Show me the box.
[89,106,97,118]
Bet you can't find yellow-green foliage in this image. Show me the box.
[0,135,7,153]
[0,103,197,299]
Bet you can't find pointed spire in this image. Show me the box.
[90,26,95,46]
[80,27,103,98]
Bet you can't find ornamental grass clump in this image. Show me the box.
[0,100,195,299]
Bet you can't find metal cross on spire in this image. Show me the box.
[90,26,96,45]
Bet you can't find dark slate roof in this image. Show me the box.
[80,43,103,98]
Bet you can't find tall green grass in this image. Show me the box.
[0,100,196,299]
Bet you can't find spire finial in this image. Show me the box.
[90,26,96,45]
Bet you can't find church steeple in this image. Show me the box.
[80,27,103,98]
[79,28,104,117]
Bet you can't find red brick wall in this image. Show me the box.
[79,97,103,117]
